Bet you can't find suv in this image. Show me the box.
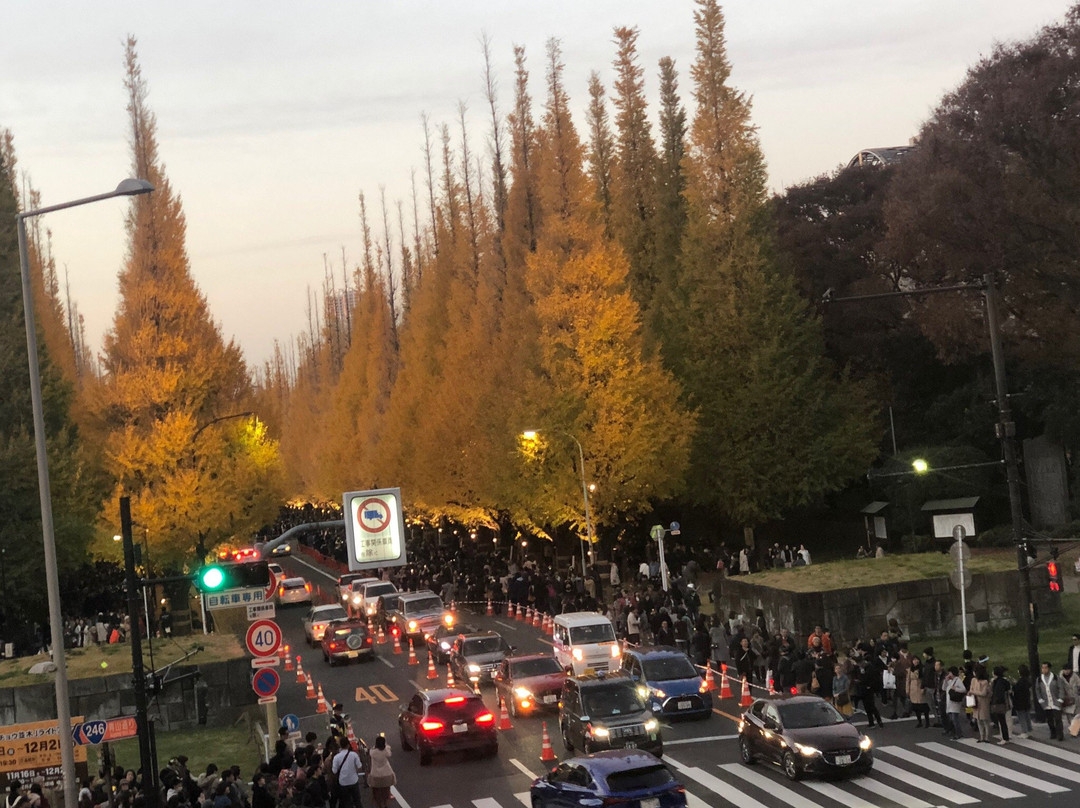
[449,631,511,686]
[398,688,497,765]
[338,574,377,604]
[621,646,713,720]
[350,579,399,618]
[387,591,449,643]
[559,672,662,757]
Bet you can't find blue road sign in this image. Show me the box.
[252,667,280,698]
[281,713,300,733]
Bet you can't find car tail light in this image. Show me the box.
[445,696,466,704]
[329,642,339,651]
[420,720,444,732]
[475,711,495,724]
[365,636,373,644]
[305,583,312,592]
[278,586,285,596]
[699,679,710,693]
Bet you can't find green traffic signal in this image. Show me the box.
[200,566,226,590]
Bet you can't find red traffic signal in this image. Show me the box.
[1048,561,1062,593]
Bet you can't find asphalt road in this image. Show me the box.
[269,556,1080,808]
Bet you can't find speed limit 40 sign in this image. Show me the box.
[246,619,282,658]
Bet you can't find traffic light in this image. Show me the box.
[1048,556,1063,593]
[194,561,270,592]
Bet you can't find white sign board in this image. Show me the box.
[343,487,408,570]
[206,587,267,611]
[932,513,976,540]
[248,602,276,621]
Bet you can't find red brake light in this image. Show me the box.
[329,642,339,651]
[445,696,466,704]
[305,583,312,592]
[420,720,444,732]
[475,711,495,724]
[365,636,373,644]
[278,586,285,596]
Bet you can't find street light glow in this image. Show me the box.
[912,458,929,474]
[522,430,538,441]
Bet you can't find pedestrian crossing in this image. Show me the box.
[410,737,1080,808]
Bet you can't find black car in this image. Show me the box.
[738,695,873,780]
[559,672,662,757]
[427,622,477,665]
[449,631,511,686]
[398,688,497,766]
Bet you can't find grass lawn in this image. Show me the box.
[916,593,1080,673]
[0,633,244,688]
[91,721,264,779]
[741,550,1017,593]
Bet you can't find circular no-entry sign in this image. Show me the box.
[252,668,280,698]
[246,619,283,658]
[357,497,392,533]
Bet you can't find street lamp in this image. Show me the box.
[522,429,595,575]
[16,177,153,808]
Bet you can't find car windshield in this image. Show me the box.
[339,574,365,586]
[582,685,645,718]
[511,658,563,678]
[315,607,347,622]
[283,580,306,589]
[405,596,443,614]
[463,637,505,655]
[365,582,396,597]
[330,625,364,638]
[569,623,616,644]
[605,765,675,793]
[642,656,698,681]
[779,700,847,729]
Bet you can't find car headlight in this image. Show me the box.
[644,719,658,732]
[572,648,584,662]
[589,726,610,738]
[611,644,621,658]
[408,620,418,631]
[794,743,820,757]
[366,606,376,615]
[514,687,533,699]
[440,641,451,650]
[467,664,481,673]
[352,596,361,605]
[637,686,649,699]
[859,735,872,751]
[650,688,667,699]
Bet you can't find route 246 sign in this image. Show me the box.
[343,487,407,570]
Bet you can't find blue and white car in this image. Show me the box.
[531,749,687,807]
[620,646,713,720]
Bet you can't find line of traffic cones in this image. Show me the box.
[740,676,753,707]
[377,624,386,645]
[446,663,455,688]
[703,661,717,692]
[284,646,294,672]
[317,684,328,713]
[407,638,418,665]
[719,664,733,699]
[426,651,438,680]
[498,695,513,730]
[533,609,542,629]
[392,630,402,655]
[540,722,556,762]
[516,603,524,621]
[305,673,317,700]
[296,656,306,685]
[507,601,513,619]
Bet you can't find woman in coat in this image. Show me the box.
[367,735,396,808]
[906,657,929,727]
[969,667,992,742]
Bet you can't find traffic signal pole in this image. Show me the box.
[121,497,158,808]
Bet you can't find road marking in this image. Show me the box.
[665,733,738,745]
[919,741,1068,793]
[805,780,878,808]
[720,763,826,808]
[509,758,541,780]
[664,756,769,808]
[959,738,1080,783]
[389,786,411,808]
[513,793,530,807]
[286,554,338,582]
[868,758,979,804]
[472,800,502,808]
[1011,737,1080,763]
[877,745,1023,798]
[377,655,394,669]
[493,620,518,631]
[848,774,934,808]
[713,707,741,722]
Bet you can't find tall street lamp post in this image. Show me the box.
[16,178,153,806]
[523,430,595,575]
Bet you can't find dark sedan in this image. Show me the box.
[427,622,477,665]
[398,689,497,766]
[493,654,567,716]
[530,750,687,807]
[320,620,374,665]
[738,695,873,780]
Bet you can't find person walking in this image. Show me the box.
[1036,661,1065,741]
[366,736,395,808]
[1059,665,1077,732]
[989,666,1011,744]
[331,739,365,808]
[833,663,853,716]
[907,657,929,727]
[969,667,992,742]
[1013,664,1033,738]
[943,667,967,740]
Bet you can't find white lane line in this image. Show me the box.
[1012,737,1080,763]
[514,794,531,807]
[665,733,738,745]
[919,741,1067,793]
[958,738,1080,783]
[509,758,541,780]
[493,619,518,630]
[848,773,934,808]
[389,786,412,808]
[286,554,338,582]
[719,764,827,808]
[473,800,502,808]
[377,655,394,669]
[878,746,1022,798]
[868,759,978,805]
[664,756,770,808]
[804,780,878,808]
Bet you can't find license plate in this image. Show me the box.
[624,741,637,748]
[678,700,692,710]
[641,800,659,808]
[543,695,557,704]
[834,754,851,765]
[583,667,596,676]
[452,724,468,734]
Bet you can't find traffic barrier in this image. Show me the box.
[498,695,513,730]
[426,650,438,680]
[740,676,752,707]
[284,646,294,672]
[539,722,556,762]
[407,637,418,665]
[317,684,327,713]
[393,631,403,655]
[487,599,493,616]
[446,664,455,688]
[305,675,316,700]
[703,661,717,692]
[296,656,306,684]
[719,664,733,699]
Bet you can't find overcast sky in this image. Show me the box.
[3,1,1070,370]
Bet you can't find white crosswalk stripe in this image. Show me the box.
[665,755,770,808]
[869,758,979,804]
[720,763,834,808]
[513,793,530,807]
[918,741,1068,793]
[804,779,880,808]
[1012,737,1080,763]
[847,773,936,808]
[876,746,1024,799]
[956,738,1080,784]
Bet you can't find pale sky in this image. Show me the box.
[3,1,1069,371]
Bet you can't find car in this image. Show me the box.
[337,574,378,604]
[559,671,662,757]
[349,579,399,618]
[449,631,512,687]
[302,604,349,645]
[553,612,621,675]
[738,695,873,780]
[321,620,374,665]
[397,688,497,766]
[427,622,477,665]
[277,577,312,605]
[268,542,292,557]
[621,647,713,721]
[386,590,450,644]
[530,750,687,808]
[267,562,284,584]
[494,653,567,717]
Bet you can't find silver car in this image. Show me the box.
[303,604,349,645]
[278,577,312,605]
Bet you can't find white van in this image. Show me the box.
[553,612,621,675]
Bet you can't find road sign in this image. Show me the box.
[246,619,282,658]
[949,567,973,589]
[248,602,276,621]
[669,521,681,536]
[257,696,278,705]
[71,717,139,746]
[206,587,268,611]
[650,524,664,541]
[343,487,408,570]
[251,656,281,669]
[281,713,300,733]
[252,667,281,698]
[949,541,971,563]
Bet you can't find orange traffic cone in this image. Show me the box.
[740,676,752,707]
[507,600,514,618]
[296,656,306,684]
[473,679,481,696]
[703,661,717,692]
[284,646,294,672]
[393,631,403,655]
[487,599,493,616]
[305,675,316,700]
[446,664,456,688]
[426,650,438,680]
[516,603,524,621]
[317,685,328,713]
[346,720,358,747]
[498,695,513,730]
[768,676,778,696]
[719,664,733,699]
[533,609,542,628]
[407,638,419,665]
[526,606,534,625]
[548,613,555,636]
[540,721,556,762]
[278,644,287,666]
[377,624,386,645]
